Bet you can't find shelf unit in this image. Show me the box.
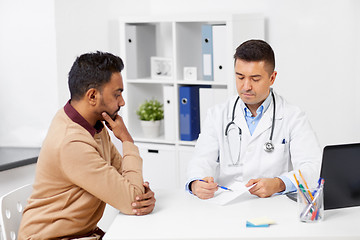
[118,14,264,189]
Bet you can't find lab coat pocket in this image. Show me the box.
[262,144,289,176]
[271,143,285,155]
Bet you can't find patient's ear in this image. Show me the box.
[85,88,99,106]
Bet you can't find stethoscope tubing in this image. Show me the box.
[225,91,276,153]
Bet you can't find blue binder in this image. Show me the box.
[179,86,200,141]
[201,24,213,81]
[179,86,210,141]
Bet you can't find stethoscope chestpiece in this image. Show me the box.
[264,141,274,152]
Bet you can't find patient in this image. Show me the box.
[18,51,155,239]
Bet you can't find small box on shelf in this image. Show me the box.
[183,67,197,81]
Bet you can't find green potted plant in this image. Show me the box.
[136,99,164,138]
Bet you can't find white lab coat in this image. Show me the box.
[186,91,322,190]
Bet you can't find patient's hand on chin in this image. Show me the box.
[101,112,133,142]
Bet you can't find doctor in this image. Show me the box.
[186,39,322,199]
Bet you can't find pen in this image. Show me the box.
[311,208,318,221]
[312,177,323,196]
[198,179,233,191]
[293,173,300,186]
[294,173,307,204]
[299,170,314,200]
[299,184,312,204]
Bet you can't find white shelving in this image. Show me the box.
[119,14,264,188]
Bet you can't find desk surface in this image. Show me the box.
[0,147,40,171]
[104,189,360,240]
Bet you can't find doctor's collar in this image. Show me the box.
[240,88,273,118]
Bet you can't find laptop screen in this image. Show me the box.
[320,143,360,210]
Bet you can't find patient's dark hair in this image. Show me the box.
[68,51,124,100]
[234,39,275,75]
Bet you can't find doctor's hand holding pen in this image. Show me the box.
[190,177,220,199]
[246,177,286,198]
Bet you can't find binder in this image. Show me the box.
[179,86,200,141]
[199,88,228,130]
[163,85,176,141]
[201,24,213,81]
[125,24,156,79]
[212,25,227,82]
[179,86,210,141]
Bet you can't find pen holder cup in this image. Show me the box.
[297,187,324,223]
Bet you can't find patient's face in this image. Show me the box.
[98,72,125,120]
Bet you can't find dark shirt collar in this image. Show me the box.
[64,100,104,137]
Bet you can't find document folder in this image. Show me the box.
[201,24,213,81]
[212,25,227,82]
[199,88,227,130]
[125,24,156,79]
[179,86,210,141]
[163,85,176,141]
[179,86,200,141]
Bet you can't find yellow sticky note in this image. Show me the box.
[247,217,276,226]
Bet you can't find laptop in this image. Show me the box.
[320,143,360,210]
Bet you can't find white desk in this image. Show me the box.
[104,189,360,240]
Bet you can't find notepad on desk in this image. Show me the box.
[206,181,255,205]
[246,217,276,228]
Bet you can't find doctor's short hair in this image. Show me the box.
[68,51,124,101]
[234,39,275,75]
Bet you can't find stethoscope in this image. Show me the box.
[224,92,276,166]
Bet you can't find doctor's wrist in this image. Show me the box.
[274,177,286,193]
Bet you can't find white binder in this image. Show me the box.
[201,24,213,81]
[212,25,227,82]
[125,24,156,79]
[199,88,228,130]
[163,85,176,141]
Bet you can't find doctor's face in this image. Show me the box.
[235,59,277,111]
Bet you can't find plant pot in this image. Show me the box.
[140,120,161,138]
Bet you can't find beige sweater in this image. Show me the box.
[18,107,144,240]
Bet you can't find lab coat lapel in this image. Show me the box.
[251,93,283,140]
[251,104,273,140]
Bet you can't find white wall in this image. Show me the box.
[0,0,58,147]
[267,0,360,148]
[1,0,359,148]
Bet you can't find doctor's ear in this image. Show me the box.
[269,71,277,85]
